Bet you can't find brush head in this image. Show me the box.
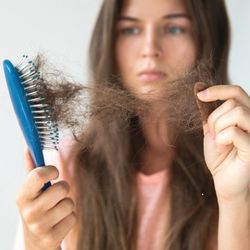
[3,55,59,166]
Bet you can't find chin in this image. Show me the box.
[123,80,164,100]
[134,86,163,101]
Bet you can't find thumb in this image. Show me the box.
[194,82,211,136]
[24,147,36,172]
[201,121,210,137]
[194,82,223,137]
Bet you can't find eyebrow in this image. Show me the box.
[118,13,190,22]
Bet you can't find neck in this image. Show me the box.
[139,110,176,175]
[139,146,174,175]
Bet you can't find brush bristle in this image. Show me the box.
[16,55,59,150]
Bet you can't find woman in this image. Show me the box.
[16,0,250,249]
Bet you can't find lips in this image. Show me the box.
[138,70,166,82]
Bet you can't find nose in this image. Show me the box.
[141,28,162,58]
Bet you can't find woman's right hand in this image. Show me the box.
[16,148,76,250]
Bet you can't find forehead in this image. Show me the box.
[120,0,188,19]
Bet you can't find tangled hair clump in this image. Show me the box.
[34,53,223,139]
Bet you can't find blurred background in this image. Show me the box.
[0,0,249,249]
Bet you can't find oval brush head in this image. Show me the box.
[3,55,59,190]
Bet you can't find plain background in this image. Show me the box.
[0,1,249,249]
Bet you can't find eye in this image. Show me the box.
[119,27,141,36]
[164,26,185,35]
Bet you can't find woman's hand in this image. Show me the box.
[197,84,250,203]
[16,148,76,250]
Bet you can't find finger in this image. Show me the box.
[22,166,59,200]
[216,126,250,162]
[50,212,76,244]
[197,84,250,109]
[44,197,75,228]
[213,106,250,137]
[34,181,70,212]
[24,147,36,172]
[207,99,239,137]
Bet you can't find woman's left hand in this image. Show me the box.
[197,84,250,202]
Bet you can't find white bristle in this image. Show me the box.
[16,55,59,150]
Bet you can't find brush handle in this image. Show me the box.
[3,60,51,190]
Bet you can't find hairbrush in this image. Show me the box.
[3,55,59,191]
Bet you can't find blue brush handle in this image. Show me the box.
[3,60,51,191]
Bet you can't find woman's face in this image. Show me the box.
[115,0,197,98]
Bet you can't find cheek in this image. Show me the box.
[182,41,197,63]
[166,41,196,75]
[115,43,133,90]
[115,41,138,81]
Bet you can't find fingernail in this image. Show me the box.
[197,89,208,98]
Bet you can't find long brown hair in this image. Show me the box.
[72,0,231,249]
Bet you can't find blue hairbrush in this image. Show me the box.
[3,55,59,191]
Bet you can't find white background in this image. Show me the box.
[0,1,249,249]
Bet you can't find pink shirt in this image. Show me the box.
[136,169,170,250]
[14,138,171,250]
